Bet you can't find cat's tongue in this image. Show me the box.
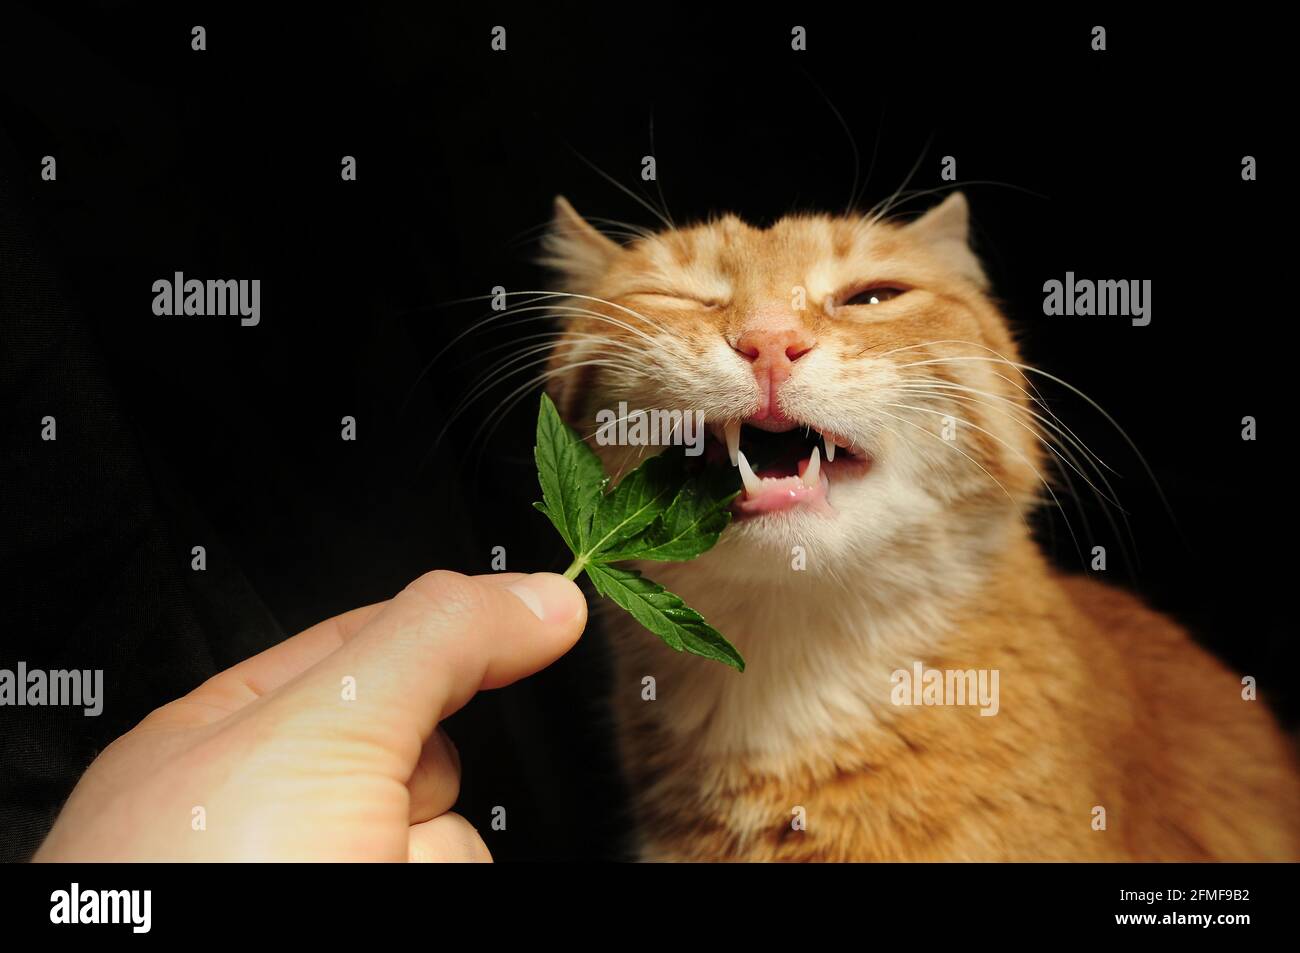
[734,452,830,516]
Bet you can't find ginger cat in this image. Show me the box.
[538,192,1300,861]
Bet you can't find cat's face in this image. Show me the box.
[541,194,1043,584]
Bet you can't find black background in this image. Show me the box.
[0,4,1291,861]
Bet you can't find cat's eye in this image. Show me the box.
[628,291,721,309]
[843,285,907,307]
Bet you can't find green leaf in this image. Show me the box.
[588,452,684,554]
[534,393,607,553]
[585,563,745,671]
[533,394,745,671]
[603,465,739,562]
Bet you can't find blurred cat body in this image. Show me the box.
[540,194,1300,861]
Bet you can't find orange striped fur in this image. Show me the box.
[540,194,1300,861]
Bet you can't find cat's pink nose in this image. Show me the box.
[733,327,816,421]
[733,328,816,365]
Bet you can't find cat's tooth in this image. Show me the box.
[824,434,836,463]
[803,445,821,488]
[737,450,762,496]
[725,420,741,467]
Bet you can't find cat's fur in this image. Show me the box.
[539,193,1300,861]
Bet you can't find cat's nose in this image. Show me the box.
[733,328,816,366]
[732,326,816,421]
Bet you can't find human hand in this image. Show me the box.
[34,571,586,861]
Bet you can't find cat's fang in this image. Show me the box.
[802,446,821,488]
[725,420,741,467]
[737,450,762,496]
[824,434,836,463]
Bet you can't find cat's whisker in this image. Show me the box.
[881,400,1084,561]
[870,407,1029,534]
[893,382,1143,575]
[582,216,655,243]
[887,386,1124,565]
[566,144,676,231]
[866,179,1046,225]
[478,328,651,361]
[467,320,650,382]
[403,297,675,416]
[646,109,676,230]
[458,358,640,453]
[480,304,674,351]
[437,290,674,340]
[399,293,581,412]
[797,69,864,216]
[894,381,1122,508]
[982,366,1119,479]
[896,387,1112,514]
[895,353,1172,535]
[477,341,643,390]
[868,328,1144,564]
[480,345,644,402]
[467,361,652,467]
[500,294,670,341]
[866,133,935,224]
[506,291,676,340]
[429,357,647,472]
[872,343,1122,534]
[887,340,1142,567]
[501,218,568,250]
[878,338,1123,478]
[417,287,686,471]
[891,343,1128,474]
[434,348,644,459]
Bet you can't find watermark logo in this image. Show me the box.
[152,272,260,326]
[50,884,151,933]
[1042,272,1150,326]
[890,661,1000,716]
[1,662,103,716]
[594,402,705,456]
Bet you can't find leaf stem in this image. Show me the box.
[562,557,586,580]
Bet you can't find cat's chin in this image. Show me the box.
[676,458,960,590]
[681,504,874,588]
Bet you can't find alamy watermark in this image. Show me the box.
[890,661,1000,716]
[1043,272,1150,326]
[50,883,151,933]
[594,402,705,456]
[152,272,260,326]
[1,662,103,716]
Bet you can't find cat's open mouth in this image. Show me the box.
[704,419,872,518]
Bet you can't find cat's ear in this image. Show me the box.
[905,192,989,290]
[540,196,620,286]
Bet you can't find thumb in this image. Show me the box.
[263,571,586,760]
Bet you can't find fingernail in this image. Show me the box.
[504,573,584,624]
